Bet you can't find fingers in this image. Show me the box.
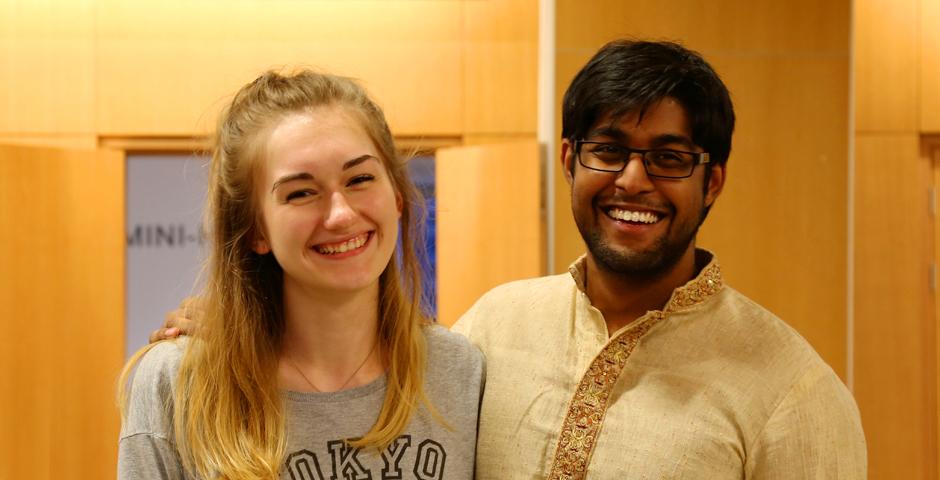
[148,296,204,345]
[156,306,195,339]
[164,307,183,329]
[147,303,190,345]
[179,296,204,319]
[148,327,180,344]
[173,296,201,335]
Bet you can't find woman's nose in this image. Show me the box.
[323,191,356,229]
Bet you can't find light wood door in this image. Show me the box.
[0,144,125,479]
[435,140,543,326]
[934,141,940,476]
[854,134,937,479]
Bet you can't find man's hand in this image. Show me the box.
[148,297,201,343]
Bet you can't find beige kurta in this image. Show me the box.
[453,251,866,479]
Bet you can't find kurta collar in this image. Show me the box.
[567,248,724,313]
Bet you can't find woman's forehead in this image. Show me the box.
[263,109,378,176]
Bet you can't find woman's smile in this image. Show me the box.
[311,231,373,258]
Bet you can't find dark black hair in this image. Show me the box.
[562,40,735,167]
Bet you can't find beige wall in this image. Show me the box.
[552,0,851,379]
[0,0,537,144]
[436,141,543,327]
[924,0,940,132]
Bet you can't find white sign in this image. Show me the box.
[125,154,208,358]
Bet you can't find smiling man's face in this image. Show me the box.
[562,97,725,278]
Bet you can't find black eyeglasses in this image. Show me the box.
[575,140,710,179]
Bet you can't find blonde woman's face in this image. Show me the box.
[254,106,401,296]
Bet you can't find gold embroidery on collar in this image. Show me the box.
[567,251,723,310]
[547,260,723,479]
[664,261,723,312]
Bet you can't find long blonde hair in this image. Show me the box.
[120,70,434,478]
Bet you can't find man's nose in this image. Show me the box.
[614,154,655,194]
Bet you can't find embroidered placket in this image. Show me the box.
[546,262,723,480]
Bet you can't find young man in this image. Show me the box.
[451,40,866,478]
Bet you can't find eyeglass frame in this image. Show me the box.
[573,140,711,179]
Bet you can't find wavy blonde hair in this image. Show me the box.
[120,70,435,478]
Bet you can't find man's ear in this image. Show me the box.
[704,163,726,208]
[561,139,576,185]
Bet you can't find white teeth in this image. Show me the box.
[315,233,368,254]
[608,209,659,224]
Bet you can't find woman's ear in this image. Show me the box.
[252,236,271,255]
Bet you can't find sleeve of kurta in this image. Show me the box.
[744,363,867,479]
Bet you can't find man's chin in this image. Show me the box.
[595,249,665,276]
[588,239,690,279]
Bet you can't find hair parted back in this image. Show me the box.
[562,40,736,167]
[120,69,434,479]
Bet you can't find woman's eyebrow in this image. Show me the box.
[342,154,378,170]
[270,155,377,193]
[271,172,313,193]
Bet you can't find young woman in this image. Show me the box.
[118,70,484,479]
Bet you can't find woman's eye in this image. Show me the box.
[286,190,316,202]
[349,174,375,186]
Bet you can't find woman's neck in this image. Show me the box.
[278,279,384,392]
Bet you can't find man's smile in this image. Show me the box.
[604,208,661,224]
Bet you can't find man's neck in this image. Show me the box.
[584,246,699,336]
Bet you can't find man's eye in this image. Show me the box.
[349,174,375,186]
[591,144,621,154]
[589,145,623,162]
[650,151,686,164]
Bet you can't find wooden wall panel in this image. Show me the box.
[2,0,539,141]
[853,134,934,479]
[922,0,940,132]
[0,135,98,150]
[855,0,920,132]
[436,141,543,326]
[0,145,125,479]
[935,144,940,472]
[95,0,464,137]
[699,55,849,376]
[556,0,848,52]
[854,0,939,475]
[553,49,594,272]
[553,0,851,378]
[462,0,538,136]
[0,0,96,134]
[0,0,543,142]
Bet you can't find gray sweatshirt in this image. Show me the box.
[119,325,484,480]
